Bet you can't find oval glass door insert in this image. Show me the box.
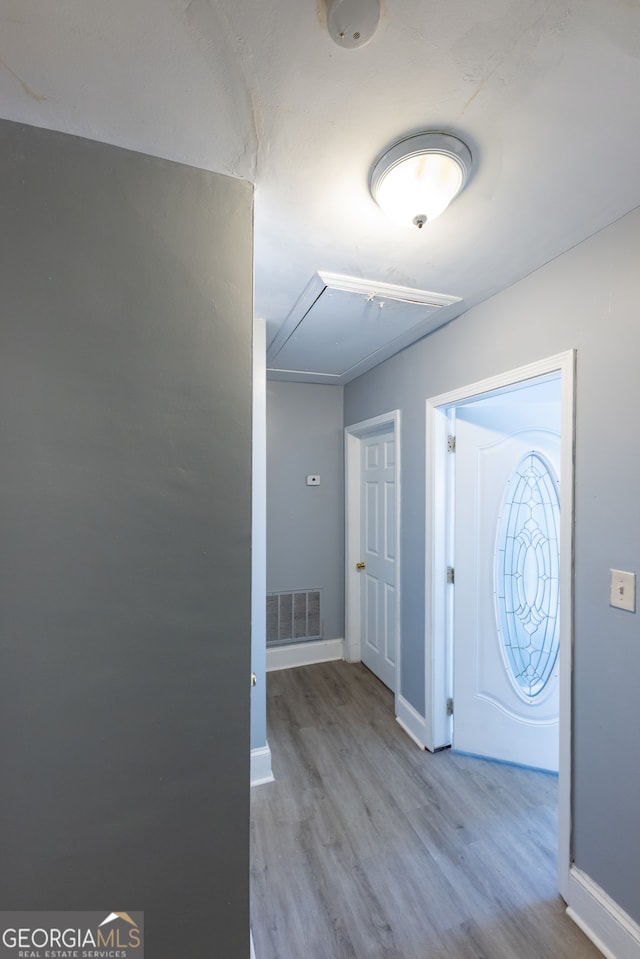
[494,452,560,699]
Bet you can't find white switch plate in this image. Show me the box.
[306,474,320,486]
[610,569,636,612]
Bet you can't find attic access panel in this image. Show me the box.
[266,273,461,383]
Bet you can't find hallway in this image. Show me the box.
[250,661,601,959]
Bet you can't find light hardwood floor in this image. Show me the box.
[251,661,601,959]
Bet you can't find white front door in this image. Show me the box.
[452,380,561,771]
[360,429,397,690]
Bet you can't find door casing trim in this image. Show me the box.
[425,350,575,900]
[345,411,401,699]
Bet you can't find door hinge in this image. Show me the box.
[447,434,456,453]
[446,697,454,716]
[446,566,455,584]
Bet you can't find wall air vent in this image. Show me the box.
[266,272,461,385]
[266,589,322,647]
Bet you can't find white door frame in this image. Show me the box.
[345,411,401,695]
[425,350,575,899]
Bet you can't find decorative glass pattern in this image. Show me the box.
[494,452,560,698]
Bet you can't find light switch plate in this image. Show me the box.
[306,474,320,486]
[610,569,636,612]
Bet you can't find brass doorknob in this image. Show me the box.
[356,562,366,570]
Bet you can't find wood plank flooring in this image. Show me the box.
[251,661,601,959]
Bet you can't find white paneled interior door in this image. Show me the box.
[360,429,397,690]
[453,381,561,771]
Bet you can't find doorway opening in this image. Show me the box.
[451,375,562,771]
[425,351,575,898]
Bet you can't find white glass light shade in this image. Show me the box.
[370,132,472,228]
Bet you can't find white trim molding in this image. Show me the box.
[266,638,344,672]
[318,271,461,308]
[567,866,640,959]
[251,317,270,789]
[250,743,274,787]
[250,929,256,959]
[396,695,428,750]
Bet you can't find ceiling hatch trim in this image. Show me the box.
[267,272,462,386]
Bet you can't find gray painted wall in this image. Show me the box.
[344,205,640,922]
[0,120,253,957]
[267,381,344,642]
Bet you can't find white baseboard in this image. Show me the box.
[266,638,344,672]
[396,694,428,750]
[250,743,274,787]
[566,866,640,959]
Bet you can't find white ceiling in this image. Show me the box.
[3,0,640,382]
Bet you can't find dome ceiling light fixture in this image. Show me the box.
[370,131,473,229]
